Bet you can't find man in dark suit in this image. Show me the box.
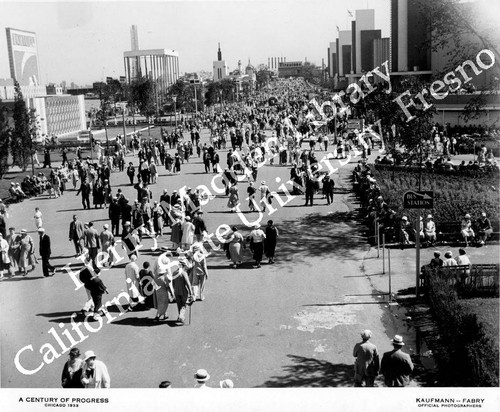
[380,335,414,387]
[69,215,85,256]
[38,228,55,277]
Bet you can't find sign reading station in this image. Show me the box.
[403,191,434,209]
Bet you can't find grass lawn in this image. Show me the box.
[460,297,499,347]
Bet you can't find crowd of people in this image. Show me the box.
[1,76,497,390]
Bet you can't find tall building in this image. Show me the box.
[327,42,337,79]
[390,0,431,73]
[123,49,179,96]
[351,9,376,74]
[213,43,229,81]
[5,27,40,86]
[328,9,389,87]
[337,30,352,77]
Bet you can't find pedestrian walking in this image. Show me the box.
[353,330,380,387]
[69,215,85,256]
[124,254,141,310]
[181,216,195,250]
[0,232,13,280]
[99,224,115,267]
[61,348,85,388]
[248,224,266,268]
[33,207,43,229]
[191,243,208,301]
[172,256,194,325]
[227,182,239,212]
[16,229,36,276]
[194,369,210,388]
[380,335,414,387]
[83,222,100,271]
[81,351,111,388]
[322,175,335,205]
[227,226,244,268]
[264,220,279,264]
[38,228,55,277]
[152,253,174,321]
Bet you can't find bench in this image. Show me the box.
[437,220,500,245]
[420,264,499,296]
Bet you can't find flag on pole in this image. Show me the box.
[347,9,353,17]
[336,25,340,33]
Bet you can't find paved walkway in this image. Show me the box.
[1,128,497,388]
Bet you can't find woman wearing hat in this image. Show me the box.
[443,251,457,266]
[258,181,270,212]
[227,182,240,213]
[81,350,111,388]
[16,229,36,276]
[248,224,266,268]
[61,348,85,388]
[152,253,173,321]
[172,256,194,324]
[460,214,475,247]
[191,243,208,301]
[424,215,436,246]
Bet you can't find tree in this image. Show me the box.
[0,102,11,178]
[255,65,271,90]
[130,76,156,123]
[301,62,318,84]
[362,76,436,154]
[11,82,32,171]
[203,79,235,107]
[418,0,500,121]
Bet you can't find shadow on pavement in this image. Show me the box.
[2,275,45,281]
[256,355,354,387]
[111,317,184,327]
[277,211,367,261]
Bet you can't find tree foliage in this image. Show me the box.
[363,76,436,153]
[418,0,500,121]
[130,76,156,119]
[11,82,32,171]
[0,102,11,178]
[203,79,235,107]
[255,64,271,90]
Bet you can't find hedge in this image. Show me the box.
[371,168,500,223]
[427,275,499,386]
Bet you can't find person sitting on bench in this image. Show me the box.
[460,214,475,247]
[476,212,493,246]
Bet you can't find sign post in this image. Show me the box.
[403,191,434,299]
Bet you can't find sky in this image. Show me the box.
[0,0,391,86]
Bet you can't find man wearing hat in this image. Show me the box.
[194,369,210,388]
[81,350,110,388]
[353,330,380,387]
[38,228,56,277]
[380,335,414,387]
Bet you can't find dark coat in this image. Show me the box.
[39,234,51,257]
[380,348,414,387]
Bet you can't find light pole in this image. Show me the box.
[219,89,223,111]
[172,94,178,129]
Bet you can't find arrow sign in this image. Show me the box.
[403,191,434,209]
